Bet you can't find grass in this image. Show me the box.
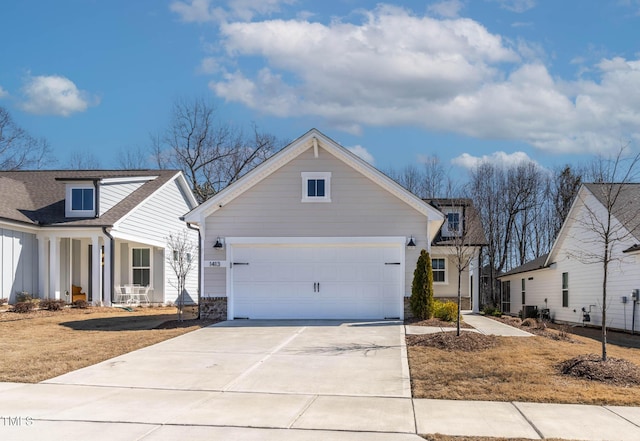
[0,306,216,383]
[423,436,575,441]
[408,328,640,405]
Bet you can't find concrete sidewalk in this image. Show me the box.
[406,311,533,337]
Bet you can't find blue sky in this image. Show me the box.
[1,0,639,175]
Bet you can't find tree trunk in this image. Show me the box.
[602,251,608,361]
[457,269,462,336]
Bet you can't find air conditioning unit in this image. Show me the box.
[523,305,538,319]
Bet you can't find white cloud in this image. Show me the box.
[198,57,221,74]
[20,75,96,116]
[0,86,8,99]
[197,5,640,155]
[452,151,537,169]
[170,0,295,22]
[490,0,536,13]
[427,0,464,18]
[347,145,375,164]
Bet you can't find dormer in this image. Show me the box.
[57,178,99,218]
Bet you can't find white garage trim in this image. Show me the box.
[225,237,406,320]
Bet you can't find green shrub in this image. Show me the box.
[40,299,66,311]
[410,249,435,320]
[11,301,35,313]
[72,299,89,309]
[434,300,459,322]
[482,305,502,317]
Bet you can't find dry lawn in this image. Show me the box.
[0,306,217,383]
[409,329,640,405]
[424,436,575,441]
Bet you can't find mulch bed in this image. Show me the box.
[405,317,473,328]
[407,332,500,352]
[558,354,640,386]
[491,315,578,342]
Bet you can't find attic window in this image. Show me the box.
[65,183,97,218]
[301,172,331,203]
[72,188,94,211]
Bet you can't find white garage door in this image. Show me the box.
[231,241,404,319]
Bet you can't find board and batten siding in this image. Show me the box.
[1,227,39,303]
[203,146,429,298]
[116,178,198,304]
[99,181,145,216]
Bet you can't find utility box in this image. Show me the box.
[622,296,628,304]
[523,305,538,319]
[632,289,640,301]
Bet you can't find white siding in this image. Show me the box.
[429,247,472,299]
[99,181,145,216]
[203,146,429,298]
[0,227,39,303]
[116,178,198,304]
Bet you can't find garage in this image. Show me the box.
[229,239,405,319]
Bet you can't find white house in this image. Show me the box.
[498,183,640,331]
[0,170,198,306]
[184,129,482,320]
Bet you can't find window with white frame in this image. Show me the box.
[441,208,462,236]
[132,248,151,286]
[562,272,569,307]
[65,183,96,217]
[432,258,446,283]
[301,172,331,202]
[501,280,511,313]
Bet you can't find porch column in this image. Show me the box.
[37,236,48,299]
[103,235,112,306]
[49,237,61,300]
[472,250,481,313]
[91,236,101,306]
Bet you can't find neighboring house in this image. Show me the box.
[498,183,640,331]
[426,199,486,312]
[0,170,198,306]
[184,128,482,320]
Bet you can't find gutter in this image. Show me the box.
[102,226,115,304]
[184,219,202,319]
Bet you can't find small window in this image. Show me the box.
[71,188,94,211]
[132,248,151,286]
[432,258,446,283]
[521,278,526,305]
[501,280,511,313]
[301,172,331,202]
[562,272,569,307]
[447,212,460,234]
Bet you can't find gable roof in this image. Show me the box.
[0,169,192,228]
[184,128,445,229]
[582,183,640,242]
[426,198,487,246]
[499,253,550,278]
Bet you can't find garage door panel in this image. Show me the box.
[232,242,403,319]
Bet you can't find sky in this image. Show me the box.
[1,0,639,177]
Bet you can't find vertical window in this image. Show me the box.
[71,188,94,211]
[501,280,511,313]
[132,248,151,286]
[521,278,526,305]
[562,272,569,307]
[447,212,460,234]
[301,172,331,202]
[432,258,446,283]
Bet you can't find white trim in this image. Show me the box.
[101,176,157,185]
[432,257,448,285]
[0,219,41,233]
[226,236,406,246]
[65,184,96,218]
[130,247,153,288]
[301,172,332,203]
[110,230,166,248]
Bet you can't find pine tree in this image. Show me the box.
[411,249,435,319]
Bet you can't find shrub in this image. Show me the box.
[72,299,89,309]
[410,249,435,320]
[16,291,33,303]
[40,299,67,311]
[434,300,459,322]
[482,305,502,317]
[522,317,538,327]
[11,301,35,313]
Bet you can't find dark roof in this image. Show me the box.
[0,169,181,227]
[426,198,487,246]
[499,253,550,278]
[583,183,640,241]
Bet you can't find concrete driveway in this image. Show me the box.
[0,320,420,440]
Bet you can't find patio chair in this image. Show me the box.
[139,286,151,304]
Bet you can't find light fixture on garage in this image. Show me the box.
[213,237,224,249]
[407,236,416,249]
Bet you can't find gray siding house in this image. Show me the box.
[185,129,482,320]
[0,170,198,305]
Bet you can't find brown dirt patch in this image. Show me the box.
[0,306,219,383]
[407,332,499,352]
[559,354,640,386]
[491,315,577,342]
[405,317,473,328]
[423,436,574,441]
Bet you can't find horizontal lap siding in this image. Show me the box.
[117,179,198,303]
[204,147,428,297]
[99,182,145,216]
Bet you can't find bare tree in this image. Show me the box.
[152,97,281,202]
[166,230,197,322]
[116,146,149,169]
[67,151,101,169]
[568,146,640,361]
[0,106,53,169]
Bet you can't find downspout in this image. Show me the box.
[102,226,115,304]
[185,220,201,319]
[94,179,100,218]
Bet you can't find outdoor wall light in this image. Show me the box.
[407,236,416,249]
[213,237,224,249]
